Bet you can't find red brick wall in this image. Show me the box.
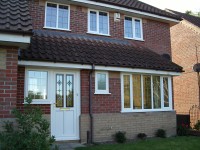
[17,66,50,114]
[81,70,121,114]
[28,0,171,55]
[0,47,18,118]
[171,22,200,114]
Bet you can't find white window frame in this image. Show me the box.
[124,16,143,41]
[44,2,70,31]
[88,9,110,36]
[95,71,110,94]
[121,73,172,112]
[25,68,52,104]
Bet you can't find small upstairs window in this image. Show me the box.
[45,2,70,30]
[124,16,143,40]
[88,9,109,35]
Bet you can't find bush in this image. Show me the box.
[137,133,147,140]
[114,131,126,143]
[0,97,55,150]
[155,129,166,138]
[177,123,189,136]
[194,120,200,131]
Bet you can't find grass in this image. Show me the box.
[76,136,200,150]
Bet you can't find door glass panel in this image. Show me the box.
[124,75,131,108]
[164,77,169,107]
[66,75,74,107]
[143,75,152,109]
[153,76,161,109]
[56,74,64,107]
[132,74,142,109]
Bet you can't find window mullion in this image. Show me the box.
[130,74,133,110]
[141,75,144,110]
[132,18,135,39]
[151,75,154,109]
[160,76,164,109]
[56,4,59,28]
[168,77,172,109]
[97,11,99,33]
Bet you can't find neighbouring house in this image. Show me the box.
[167,10,200,124]
[0,0,183,143]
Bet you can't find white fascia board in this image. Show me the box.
[0,33,31,44]
[70,0,180,23]
[18,60,181,76]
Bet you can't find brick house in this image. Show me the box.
[0,0,183,143]
[168,10,200,116]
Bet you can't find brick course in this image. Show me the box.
[171,21,200,114]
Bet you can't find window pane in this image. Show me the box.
[56,74,64,107]
[58,5,69,29]
[164,77,169,107]
[99,12,108,34]
[143,75,151,109]
[28,71,47,99]
[133,75,142,109]
[46,3,57,28]
[66,75,74,107]
[125,17,133,38]
[153,76,161,109]
[124,75,131,108]
[90,11,97,31]
[97,73,106,90]
[135,19,141,38]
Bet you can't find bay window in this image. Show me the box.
[121,74,172,112]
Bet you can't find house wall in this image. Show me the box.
[171,21,200,115]
[0,46,18,130]
[28,0,172,55]
[80,69,176,142]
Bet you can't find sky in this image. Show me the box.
[139,0,200,13]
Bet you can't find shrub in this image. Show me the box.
[0,97,55,150]
[177,123,189,136]
[114,131,126,143]
[155,129,166,138]
[137,133,147,140]
[194,120,200,131]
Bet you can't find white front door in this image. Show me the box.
[51,71,80,141]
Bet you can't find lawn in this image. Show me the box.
[76,136,200,150]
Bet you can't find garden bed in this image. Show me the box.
[189,130,200,136]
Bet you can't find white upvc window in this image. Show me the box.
[25,69,52,104]
[44,2,70,30]
[88,9,110,36]
[124,16,143,40]
[95,71,110,94]
[121,73,172,112]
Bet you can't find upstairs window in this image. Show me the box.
[88,10,109,35]
[124,16,143,40]
[45,2,70,30]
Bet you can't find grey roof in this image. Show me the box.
[0,0,32,34]
[167,9,200,28]
[90,0,181,20]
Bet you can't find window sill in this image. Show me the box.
[121,109,174,113]
[124,37,144,42]
[87,32,111,37]
[23,100,52,105]
[43,26,71,31]
[94,92,111,95]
